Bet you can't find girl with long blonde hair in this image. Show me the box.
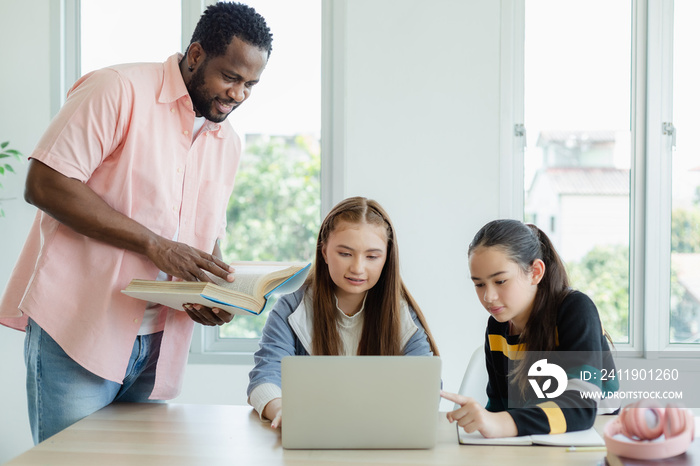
[247,196,439,427]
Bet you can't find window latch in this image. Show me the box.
[662,122,676,150]
[514,124,527,149]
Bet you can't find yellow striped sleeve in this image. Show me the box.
[488,334,526,360]
[536,401,567,434]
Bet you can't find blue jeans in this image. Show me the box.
[24,318,164,444]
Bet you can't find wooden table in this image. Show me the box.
[6,403,612,465]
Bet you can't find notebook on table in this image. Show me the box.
[458,425,605,446]
[281,356,442,449]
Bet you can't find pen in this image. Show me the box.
[566,446,607,452]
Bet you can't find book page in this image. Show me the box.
[263,264,311,298]
[204,265,290,296]
[457,426,603,446]
[457,428,533,445]
[529,427,604,446]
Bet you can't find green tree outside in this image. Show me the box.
[567,244,630,342]
[218,134,321,338]
[568,205,700,344]
[671,207,700,253]
[669,206,700,342]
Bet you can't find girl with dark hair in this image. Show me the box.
[441,219,617,438]
[247,196,439,428]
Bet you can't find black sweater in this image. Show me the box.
[484,291,618,435]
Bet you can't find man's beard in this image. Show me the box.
[187,66,235,123]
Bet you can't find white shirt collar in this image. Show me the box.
[334,293,366,318]
[287,291,420,355]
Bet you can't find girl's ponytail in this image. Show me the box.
[528,224,569,296]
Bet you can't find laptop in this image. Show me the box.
[281,356,442,449]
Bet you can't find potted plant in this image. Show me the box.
[0,141,23,217]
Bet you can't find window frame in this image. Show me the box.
[194,0,337,362]
[643,0,672,352]
[190,0,338,362]
[504,0,697,355]
[50,0,80,116]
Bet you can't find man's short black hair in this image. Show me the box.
[190,2,273,57]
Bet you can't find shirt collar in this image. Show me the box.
[288,290,419,354]
[159,53,227,137]
[159,54,190,104]
[334,293,366,318]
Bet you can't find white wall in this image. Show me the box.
[0,0,503,462]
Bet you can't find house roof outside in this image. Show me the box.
[536,130,617,147]
[531,167,630,196]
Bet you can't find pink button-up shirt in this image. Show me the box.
[0,54,241,399]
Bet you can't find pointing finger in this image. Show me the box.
[440,390,467,404]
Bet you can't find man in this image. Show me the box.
[0,2,272,444]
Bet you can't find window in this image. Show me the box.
[508,0,700,351]
[669,0,700,343]
[193,0,322,360]
[522,0,632,343]
[52,0,182,113]
[80,0,181,75]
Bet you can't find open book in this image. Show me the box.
[122,261,311,316]
[458,425,605,447]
